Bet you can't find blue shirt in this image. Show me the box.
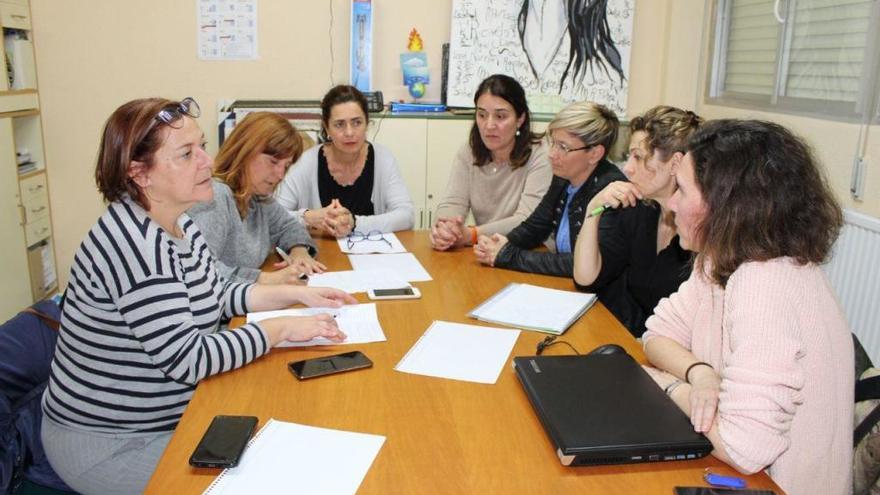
[555,183,582,253]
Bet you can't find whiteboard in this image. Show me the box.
[447,0,634,114]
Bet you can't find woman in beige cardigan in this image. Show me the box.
[430,74,551,250]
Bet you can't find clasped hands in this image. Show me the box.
[430,216,507,266]
[304,199,355,238]
[430,216,468,250]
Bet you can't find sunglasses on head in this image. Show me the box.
[154,97,201,129]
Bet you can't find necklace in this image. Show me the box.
[489,161,509,174]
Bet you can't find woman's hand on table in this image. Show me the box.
[272,250,327,276]
[294,286,358,308]
[260,313,347,345]
[473,233,508,266]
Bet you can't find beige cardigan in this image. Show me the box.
[434,141,552,236]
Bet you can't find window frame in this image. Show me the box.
[706,0,880,124]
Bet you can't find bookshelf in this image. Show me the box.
[0,0,57,321]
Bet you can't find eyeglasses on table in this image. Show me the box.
[346,230,392,250]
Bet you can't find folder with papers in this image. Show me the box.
[468,283,597,335]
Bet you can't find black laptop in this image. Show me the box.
[513,353,713,466]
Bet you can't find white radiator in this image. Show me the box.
[823,209,880,364]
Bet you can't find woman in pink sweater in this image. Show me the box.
[643,119,853,495]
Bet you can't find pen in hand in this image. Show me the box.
[274,246,309,281]
[587,203,611,218]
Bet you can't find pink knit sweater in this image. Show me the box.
[644,258,854,495]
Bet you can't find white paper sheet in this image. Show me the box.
[203,418,385,495]
[348,253,432,282]
[306,269,408,293]
[469,283,596,335]
[395,321,520,384]
[338,231,407,254]
[247,304,385,347]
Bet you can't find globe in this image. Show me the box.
[408,82,426,99]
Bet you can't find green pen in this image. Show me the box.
[587,203,611,218]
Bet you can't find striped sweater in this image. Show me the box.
[42,198,270,434]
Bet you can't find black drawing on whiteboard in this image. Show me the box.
[518,0,625,92]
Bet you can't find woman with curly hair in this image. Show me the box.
[643,119,852,495]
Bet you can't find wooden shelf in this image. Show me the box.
[1,108,39,118]
[0,88,37,96]
[17,167,45,180]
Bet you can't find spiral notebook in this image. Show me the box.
[468,283,597,335]
[203,418,385,495]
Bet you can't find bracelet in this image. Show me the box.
[664,379,683,396]
[470,226,478,245]
[685,361,713,384]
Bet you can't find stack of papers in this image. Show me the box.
[468,283,597,335]
[203,418,385,495]
[247,303,385,347]
[348,253,432,282]
[395,321,520,384]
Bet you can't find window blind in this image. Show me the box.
[783,0,873,102]
[723,0,780,96]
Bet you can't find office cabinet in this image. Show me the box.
[0,0,57,321]
[425,119,472,228]
[369,116,428,229]
[0,117,32,318]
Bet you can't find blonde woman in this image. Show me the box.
[474,101,624,276]
[573,106,702,336]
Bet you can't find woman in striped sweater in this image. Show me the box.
[643,120,852,495]
[40,98,357,495]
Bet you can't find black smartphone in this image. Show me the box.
[674,488,775,495]
[288,351,373,380]
[189,415,258,468]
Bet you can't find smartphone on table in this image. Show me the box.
[189,415,258,468]
[288,351,373,380]
[366,287,421,300]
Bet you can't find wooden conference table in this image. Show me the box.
[146,231,781,494]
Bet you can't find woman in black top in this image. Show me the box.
[275,85,414,236]
[573,105,702,336]
[473,101,625,277]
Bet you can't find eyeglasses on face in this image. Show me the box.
[155,97,201,129]
[347,230,391,250]
[548,138,595,155]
